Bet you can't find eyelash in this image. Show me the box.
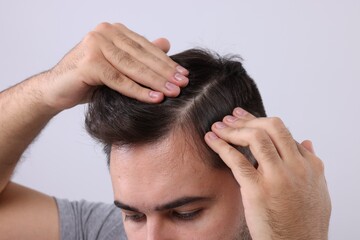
[172,209,202,221]
[124,209,202,223]
[125,213,145,222]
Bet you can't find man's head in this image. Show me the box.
[86,49,266,239]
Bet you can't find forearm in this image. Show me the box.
[0,72,59,193]
[0,23,186,195]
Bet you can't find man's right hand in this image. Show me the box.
[41,22,189,111]
[0,23,189,240]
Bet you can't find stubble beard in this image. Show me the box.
[232,218,252,240]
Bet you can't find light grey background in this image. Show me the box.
[0,0,359,239]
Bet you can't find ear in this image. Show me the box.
[152,38,171,53]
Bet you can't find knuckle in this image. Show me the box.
[268,116,284,129]
[247,128,278,158]
[224,145,238,157]
[136,65,149,75]
[138,68,163,86]
[114,22,126,30]
[121,36,143,51]
[250,128,267,141]
[121,54,136,67]
[219,146,238,163]
[83,31,102,45]
[95,22,112,31]
[81,33,102,64]
[114,33,144,51]
[150,54,161,64]
[268,117,293,141]
[103,67,122,83]
[127,82,144,99]
[112,49,134,66]
[114,32,128,44]
[153,57,170,73]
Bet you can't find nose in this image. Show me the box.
[146,218,174,240]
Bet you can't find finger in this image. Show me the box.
[109,30,189,88]
[99,37,181,97]
[224,116,300,161]
[222,107,255,124]
[298,140,325,175]
[93,23,188,92]
[113,23,188,75]
[152,38,170,53]
[249,117,300,161]
[211,122,282,169]
[86,60,164,103]
[111,23,189,86]
[233,107,257,120]
[204,131,259,186]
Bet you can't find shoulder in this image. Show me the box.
[55,198,127,240]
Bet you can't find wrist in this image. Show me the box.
[21,71,64,116]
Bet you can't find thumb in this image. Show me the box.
[152,38,171,53]
[301,140,316,154]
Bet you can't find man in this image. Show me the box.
[0,22,331,239]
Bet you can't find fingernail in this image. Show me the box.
[225,115,238,122]
[234,107,247,117]
[215,122,227,129]
[149,91,162,99]
[207,132,218,140]
[174,72,188,82]
[176,65,189,75]
[165,82,179,91]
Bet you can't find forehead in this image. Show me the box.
[109,133,233,208]
[110,128,210,171]
[110,133,212,184]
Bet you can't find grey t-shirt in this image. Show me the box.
[55,198,127,240]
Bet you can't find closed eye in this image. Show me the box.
[124,212,146,222]
[172,209,203,221]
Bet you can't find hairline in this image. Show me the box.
[106,122,225,170]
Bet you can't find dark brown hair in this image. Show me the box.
[85,49,266,168]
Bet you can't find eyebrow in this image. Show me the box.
[114,196,213,212]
